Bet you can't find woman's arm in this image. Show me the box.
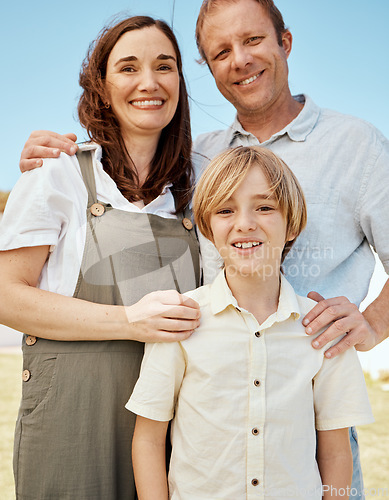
[0,246,200,342]
[132,416,169,500]
[317,428,352,499]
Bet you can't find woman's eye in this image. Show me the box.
[122,66,135,73]
[158,64,172,71]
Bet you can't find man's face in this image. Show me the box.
[200,0,292,120]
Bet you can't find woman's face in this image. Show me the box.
[105,26,180,142]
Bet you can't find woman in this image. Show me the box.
[0,16,200,499]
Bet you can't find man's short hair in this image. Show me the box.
[196,0,287,65]
[192,146,307,262]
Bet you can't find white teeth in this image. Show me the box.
[132,100,163,107]
[238,73,260,86]
[233,241,261,249]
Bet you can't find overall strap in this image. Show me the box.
[76,149,98,208]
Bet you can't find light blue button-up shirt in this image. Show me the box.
[193,95,389,306]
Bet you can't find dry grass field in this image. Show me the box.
[0,352,388,499]
[0,191,10,213]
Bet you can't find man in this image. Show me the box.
[19,0,389,497]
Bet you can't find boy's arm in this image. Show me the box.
[317,428,352,499]
[132,415,170,500]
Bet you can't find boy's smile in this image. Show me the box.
[210,164,292,282]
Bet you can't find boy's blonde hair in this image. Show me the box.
[192,146,307,262]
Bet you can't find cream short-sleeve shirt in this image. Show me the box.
[127,272,373,500]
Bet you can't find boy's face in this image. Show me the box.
[210,164,291,280]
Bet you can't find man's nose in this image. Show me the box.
[231,45,253,70]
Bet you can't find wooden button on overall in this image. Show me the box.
[22,370,31,382]
[26,335,37,346]
[182,218,193,230]
[90,203,105,217]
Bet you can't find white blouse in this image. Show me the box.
[0,143,177,297]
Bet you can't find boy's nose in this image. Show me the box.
[235,211,256,232]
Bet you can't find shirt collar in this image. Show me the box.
[229,94,320,146]
[210,271,301,325]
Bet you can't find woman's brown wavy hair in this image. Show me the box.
[78,16,193,213]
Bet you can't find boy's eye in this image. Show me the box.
[216,208,232,215]
[258,206,274,212]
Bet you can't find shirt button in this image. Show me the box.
[254,379,261,387]
[26,335,37,346]
[90,203,105,217]
[182,217,193,230]
[22,369,31,382]
[251,478,259,486]
[252,427,259,436]
[255,331,261,338]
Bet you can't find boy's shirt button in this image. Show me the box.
[254,379,261,387]
[252,427,259,436]
[255,331,261,337]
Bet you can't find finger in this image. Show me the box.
[20,145,62,162]
[322,330,364,359]
[63,133,78,142]
[157,290,200,310]
[307,291,325,302]
[155,329,196,343]
[303,296,350,330]
[19,158,44,173]
[310,317,352,349]
[29,130,78,147]
[159,317,201,332]
[162,304,201,320]
[21,135,78,159]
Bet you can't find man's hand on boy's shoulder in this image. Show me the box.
[302,292,379,358]
[19,131,78,172]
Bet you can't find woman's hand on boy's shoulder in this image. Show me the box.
[124,290,201,344]
[302,292,378,359]
[20,131,78,172]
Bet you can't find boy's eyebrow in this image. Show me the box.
[253,193,277,200]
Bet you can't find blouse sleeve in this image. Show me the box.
[0,153,87,251]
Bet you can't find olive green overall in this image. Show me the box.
[13,150,200,499]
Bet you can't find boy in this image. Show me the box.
[126,146,373,499]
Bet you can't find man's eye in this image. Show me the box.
[214,49,229,60]
[247,36,263,44]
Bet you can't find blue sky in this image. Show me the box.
[1,0,388,191]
